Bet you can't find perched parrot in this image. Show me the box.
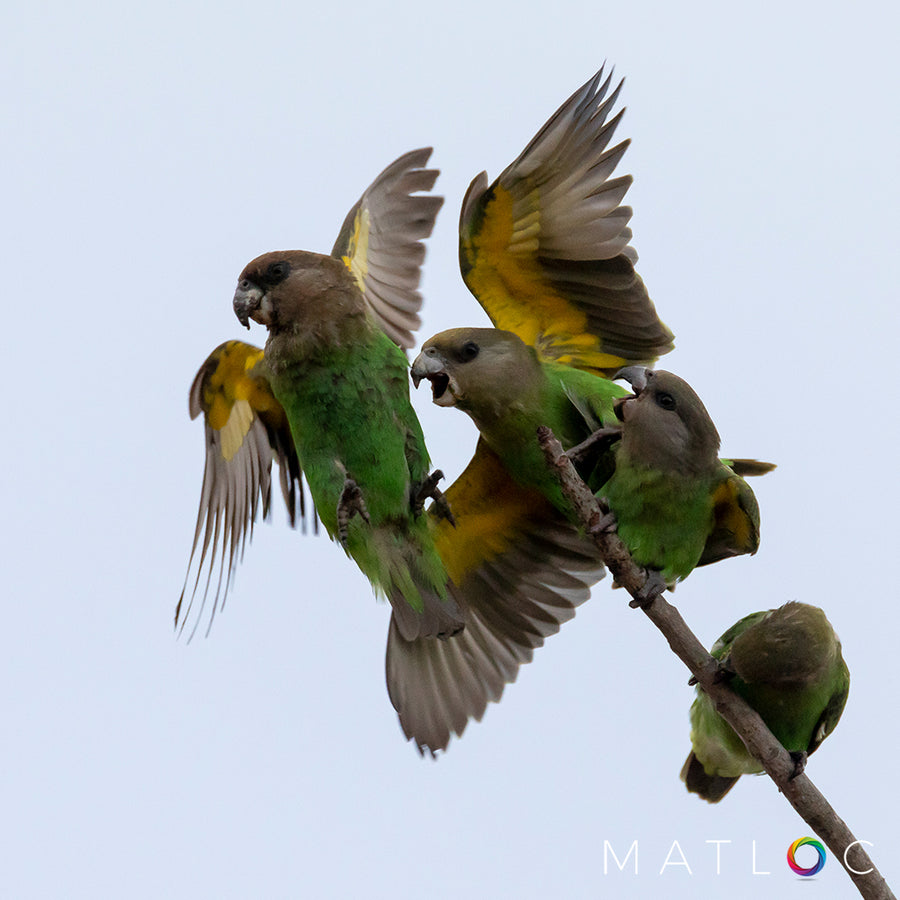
[412,70,769,597]
[600,367,762,597]
[682,602,850,802]
[392,67,684,749]
[179,146,608,754]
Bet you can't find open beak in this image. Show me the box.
[411,349,456,407]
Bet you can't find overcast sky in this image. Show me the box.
[5,1,899,898]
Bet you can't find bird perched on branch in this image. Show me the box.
[598,367,764,602]
[413,71,770,601]
[682,602,850,802]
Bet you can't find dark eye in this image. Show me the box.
[655,391,676,411]
[460,341,480,362]
[265,261,289,284]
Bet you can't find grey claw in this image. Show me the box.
[337,478,370,546]
[628,569,667,609]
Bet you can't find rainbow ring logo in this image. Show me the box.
[787,837,827,876]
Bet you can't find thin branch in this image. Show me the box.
[538,426,895,900]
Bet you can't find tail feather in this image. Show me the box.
[388,585,463,642]
[680,752,740,803]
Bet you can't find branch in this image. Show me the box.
[538,426,895,900]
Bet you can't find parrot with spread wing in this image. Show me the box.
[178,146,608,755]
[411,71,769,585]
[682,602,850,802]
[179,148,461,643]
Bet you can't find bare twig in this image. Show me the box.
[538,426,895,900]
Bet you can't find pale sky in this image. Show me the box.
[5,2,899,898]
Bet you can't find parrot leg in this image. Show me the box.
[789,750,808,779]
[688,661,735,687]
[337,477,371,546]
[590,499,617,536]
[566,426,622,469]
[412,470,457,525]
[628,569,668,609]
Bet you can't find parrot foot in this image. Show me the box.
[628,570,667,609]
[688,661,734,687]
[337,478,371,546]
[789,750,808,780]
[590,500,617,536]
[412,470,456,525]
[566,426,622,469]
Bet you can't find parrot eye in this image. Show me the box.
[655,391,677,411]
[264,261,290,284]
[459,341,480,362]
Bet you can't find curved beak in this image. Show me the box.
[614,365,650,394]
[410,349,455,406]
[233,283,266,329]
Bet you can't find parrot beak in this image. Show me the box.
[411,349,456,407]
[233,281,270,329]
[613,397,629,422]
[614,366,650,394]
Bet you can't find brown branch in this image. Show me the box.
[538,426,895,900]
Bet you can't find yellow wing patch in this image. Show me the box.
[711,478,758,556]
[193,341,285,461]
[341,207,371,295]
[432,440,558,586]
[463,184,629,372]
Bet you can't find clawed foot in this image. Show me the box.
[590,500,617,536]
[566,426,622,470]
[337,477,370,546]
[789,750,808,780]
[412,469,456,525]
[628,569,667,609]
[688,660,734,687]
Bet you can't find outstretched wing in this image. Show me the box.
[385,440,605,754]
[177,340,311,639]
[459,67,674,374]
[332,148,444,349]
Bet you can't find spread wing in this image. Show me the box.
[177,340,311,639]
[332,148,444,349]
[385,440,605,754]
[459,67,673,374]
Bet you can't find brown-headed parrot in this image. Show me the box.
[682,602,850,802]
[179,148,607,754]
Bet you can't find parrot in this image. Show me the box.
[411,69,770,600]
[180,147,461,643]
[391,66,683,749]
[179,146,609,754]
[599,366,762,599]
[681,601,850,802]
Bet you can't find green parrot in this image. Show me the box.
[411,327,629,515]
[682,602,850,802]
[411,68,768,597]
[180,147,609,754]
[600,366,762,597]
[181,147,461,642]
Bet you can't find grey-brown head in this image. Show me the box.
[614,367,721,475]
[411,327,543,423]
[233,249,366,343]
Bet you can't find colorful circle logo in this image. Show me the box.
[787,837,827,876]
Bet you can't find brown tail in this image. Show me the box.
[680,752,740,803]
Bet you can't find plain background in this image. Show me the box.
[4,1,898,897]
